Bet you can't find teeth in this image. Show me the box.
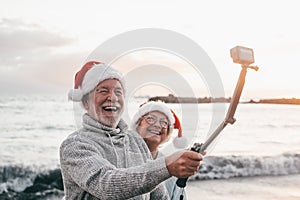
[149,130,161,135]
[103,106,118,111]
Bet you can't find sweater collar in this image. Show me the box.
[82,113,128,138]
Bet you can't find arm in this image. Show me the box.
[60,136,171,199]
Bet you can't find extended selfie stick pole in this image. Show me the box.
[176,63,259,189]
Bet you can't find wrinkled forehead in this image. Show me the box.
[95,79,123,90]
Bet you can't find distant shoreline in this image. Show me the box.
[147,94,300,105]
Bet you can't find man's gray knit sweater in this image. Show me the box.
[60,114,171,200]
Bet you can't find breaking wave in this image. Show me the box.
[191,152,300,180]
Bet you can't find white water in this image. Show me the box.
[1,94,300,167]
[0,94,300,196]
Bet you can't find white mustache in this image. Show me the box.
[102,101,121,108]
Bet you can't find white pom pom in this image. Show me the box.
[173,136,188,149]
[68,89,83,102]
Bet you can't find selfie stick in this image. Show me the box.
[176,59,259,188]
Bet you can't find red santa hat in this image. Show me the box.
[68,61,125,101]
[131,101,187,148]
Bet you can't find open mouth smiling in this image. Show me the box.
[148,129,162,135]
[102,106,120,112]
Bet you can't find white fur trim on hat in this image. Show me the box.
[131,101,175,130]
[68,63,125,102]
[172,136,188,149]
[68,88,83,102]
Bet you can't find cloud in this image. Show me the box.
[0,18,77,68]
[0,18,89,94]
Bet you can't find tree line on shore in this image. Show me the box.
[148,94,300,105]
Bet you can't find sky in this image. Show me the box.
[0,0,299,99]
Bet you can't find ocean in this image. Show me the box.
[0,94,299,199]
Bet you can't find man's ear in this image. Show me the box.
[82,94,90,110]
[83,102,89,110]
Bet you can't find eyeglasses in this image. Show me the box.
[143,114,169,129]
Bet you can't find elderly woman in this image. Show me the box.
[131,101,188,200]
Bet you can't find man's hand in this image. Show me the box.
[165,150,204,178]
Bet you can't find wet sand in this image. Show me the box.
[186,174,300,200]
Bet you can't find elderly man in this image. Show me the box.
[60,61,204,199]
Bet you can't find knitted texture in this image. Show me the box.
[60,114,171,200]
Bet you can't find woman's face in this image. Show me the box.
[136,111,170,150]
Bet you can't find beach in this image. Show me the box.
[186,174,300,200]
[1,95,300,199]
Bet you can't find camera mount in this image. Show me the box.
[176,46,259,190]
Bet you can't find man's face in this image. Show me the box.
[137,111,170,150]
[86,79,124,128]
